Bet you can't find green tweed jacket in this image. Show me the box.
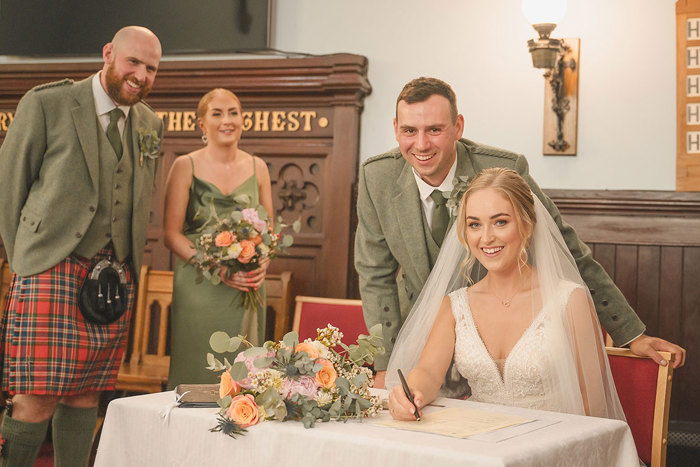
[0,75,164,277]
[355,138,645,370]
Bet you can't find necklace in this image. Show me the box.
[491,289,518,308]
[486,270,531,309]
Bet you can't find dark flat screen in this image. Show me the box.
[0,0,270,56]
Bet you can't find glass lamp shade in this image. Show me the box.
[522,0,567,25]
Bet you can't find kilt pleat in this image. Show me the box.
[0,246,135,395]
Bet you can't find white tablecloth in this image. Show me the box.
[94,390,639,467]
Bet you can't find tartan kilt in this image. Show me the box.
[0,245,135,395]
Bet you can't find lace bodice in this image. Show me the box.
[450,284,576,412]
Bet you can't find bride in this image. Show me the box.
[387,168,628,421]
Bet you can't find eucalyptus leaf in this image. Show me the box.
[229,361,249,380]
[231,211,243,223]
[256,205,269,220]
[206,352,216,370]
[227,336,242,353]
[254,356,274,368]
[330,398,341,413]
[217,394,232,409]
[356,397,372,410]
[351,373,368,387]
[292,220,301,233]
[282,235,294,247]
[209,331,232,353]
[335,377,350,392]
[282,331,299,348]
[243,346,269,357]
[261,232,272,245]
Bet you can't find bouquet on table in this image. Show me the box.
[206,323,384,437]
[188,198,300,312]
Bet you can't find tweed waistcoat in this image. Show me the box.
[74,116,134,261]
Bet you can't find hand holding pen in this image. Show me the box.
[387,369,422,421]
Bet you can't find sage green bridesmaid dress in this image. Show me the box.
[167,155,266,389]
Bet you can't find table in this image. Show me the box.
[94,390,639,467]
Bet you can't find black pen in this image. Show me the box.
[397,369,421,421]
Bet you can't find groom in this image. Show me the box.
[355,77,685,388]
[0,26,163,466]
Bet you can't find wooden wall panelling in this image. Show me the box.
[681,247,700,423]
[614,245,639,311]
[636,245,661,331]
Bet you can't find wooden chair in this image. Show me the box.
[265,271,293,342]
[116,265,172,393]
[292,296,367,343]
[606,347,674,467]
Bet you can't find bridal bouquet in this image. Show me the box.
[189,200,299,312]
[206,324,384,437]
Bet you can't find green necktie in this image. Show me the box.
[107,107,124,159]
[430,189,449,247]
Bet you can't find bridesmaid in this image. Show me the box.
[163,88,273,388]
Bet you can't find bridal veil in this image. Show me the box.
[386,193,627,421]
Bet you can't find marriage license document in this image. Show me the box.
[376,407,533,439]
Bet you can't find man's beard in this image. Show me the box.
[104,64,151,106]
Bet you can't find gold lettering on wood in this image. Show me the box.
[183,111,197,131]
[156,110,328,133]
[287,111,300,131]
[271,111,286,131]
[0,112,14,131]
[254,111,270,132]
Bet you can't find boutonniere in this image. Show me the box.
[138,128,161,166]
[445,175,471,213]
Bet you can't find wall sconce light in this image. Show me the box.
[523,0,580,155]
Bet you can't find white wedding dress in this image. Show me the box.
[450,281,578,412]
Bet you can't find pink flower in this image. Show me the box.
[253,219,267,233]
[215,231,235,247]
[241,208,260,224]
[281,376,319,399]
[234,351,274,389]
[227,394,260,428]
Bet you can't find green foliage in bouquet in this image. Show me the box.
[187,196,300,312]
[206,323,384,436]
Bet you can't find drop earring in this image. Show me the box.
[201,134,208,144]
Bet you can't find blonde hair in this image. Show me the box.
[196,88,241,119]
[456,168,536,282]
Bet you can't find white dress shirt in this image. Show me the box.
[412,155,458,229]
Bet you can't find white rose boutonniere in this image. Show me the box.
[138,129,161,166]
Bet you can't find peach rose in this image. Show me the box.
[227,394,260,428]
[314,359,337,389]
[219,370,241,399]
[237,240,256,264]
[215,231,235,247]
[251,235,263,245]
[295,341,319,359]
